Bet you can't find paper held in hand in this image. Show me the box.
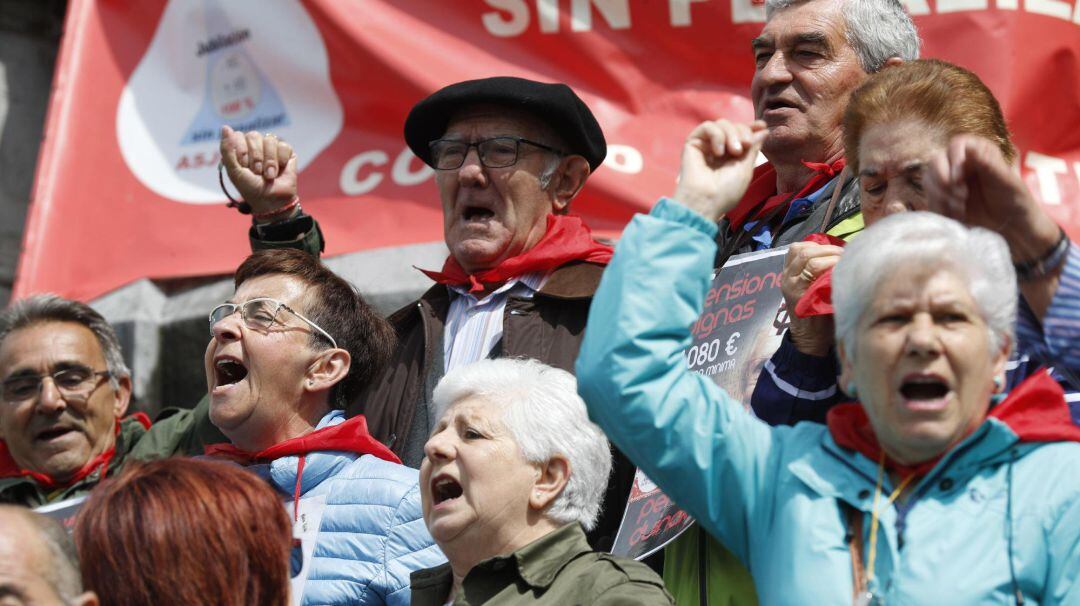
[610,247,789,560]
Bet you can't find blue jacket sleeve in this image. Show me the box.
[1043,243,1080,372]
[575,198,784,565]
[750,332,844,425]
[1015,242,1080,408]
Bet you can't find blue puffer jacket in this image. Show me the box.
[238,411,445,606]
[576,199,1080,605]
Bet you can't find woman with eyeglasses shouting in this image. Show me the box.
[202,248,445,606]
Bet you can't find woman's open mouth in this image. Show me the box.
[213,357,248,392]
[898,375,951,410]
[431,475,463,508]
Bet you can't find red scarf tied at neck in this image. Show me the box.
[725,159,846,232]
[0,413,151,490]
[826,371,1080,481]
[420,214,613,294]
[204,414,400,465]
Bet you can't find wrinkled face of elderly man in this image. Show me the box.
[0,322,130,483]
[750,0,868,166]
[433,105,590,275]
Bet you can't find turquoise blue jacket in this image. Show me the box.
[576,199,1080,605]
[260,411,445,606]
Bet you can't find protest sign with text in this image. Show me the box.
[611,247,788,560]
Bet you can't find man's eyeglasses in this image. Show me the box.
[208,297,338,349]
[1,366,112,403]
[428,136,564,170]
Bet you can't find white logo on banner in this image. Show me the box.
[117,0,343,203]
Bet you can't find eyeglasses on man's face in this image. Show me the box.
[208,297,338,349]
[428,136,564,170]
[1,366,112,403]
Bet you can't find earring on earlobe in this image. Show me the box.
[845,381,858,400]
[993,376,1004,393]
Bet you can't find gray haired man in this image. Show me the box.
[679,0,920,261]
[666,0,920,602]
[0,295,215,507]
[0,505,98,605]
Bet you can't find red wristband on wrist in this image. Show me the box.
[252,197,301,222]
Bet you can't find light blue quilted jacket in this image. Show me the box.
[576,199,1080,605]
[263,411,445,606]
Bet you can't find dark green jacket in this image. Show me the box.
[409,523,673,605]
[0,399,220,507]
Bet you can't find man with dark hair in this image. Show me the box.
[0,505,98,605]
[203,248,443,606]
[0,295,214,507]
[218,77,635,556]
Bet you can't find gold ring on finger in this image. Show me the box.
[800,268,815,282]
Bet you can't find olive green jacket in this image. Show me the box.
[409,523,673,606]
[0,399,221,507]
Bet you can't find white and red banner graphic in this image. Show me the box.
[15,0,1080,301]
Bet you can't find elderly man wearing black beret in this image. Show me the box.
[218,77,638,558]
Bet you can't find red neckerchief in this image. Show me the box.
[0,412,151,489]
[793,233,847,318]
[419,214,613,294]
[826,371,1079,481]
[725,159,846,232]
[204,414,400,465]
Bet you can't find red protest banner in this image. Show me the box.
[15,0,1080,301]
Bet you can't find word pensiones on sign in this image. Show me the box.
[691,268,781,340]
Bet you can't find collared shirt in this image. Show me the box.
[443,272,546,373]
[409,523,673,605]
[743,174,837,250]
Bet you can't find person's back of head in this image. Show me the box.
[0,505,97,606]
[74,458,292,606]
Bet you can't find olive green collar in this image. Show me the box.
[477,523,589,590]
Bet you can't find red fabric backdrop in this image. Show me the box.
[14,0,1080,301]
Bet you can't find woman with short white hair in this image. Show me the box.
[578,208,1080,604]
[410,358,673,605]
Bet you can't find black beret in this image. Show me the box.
[404,76,607,172]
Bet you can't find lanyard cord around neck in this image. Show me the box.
[866,454,917,586]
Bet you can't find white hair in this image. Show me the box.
[832,212,1016,359]
[765,0,920,72]
[431,358,612,531]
